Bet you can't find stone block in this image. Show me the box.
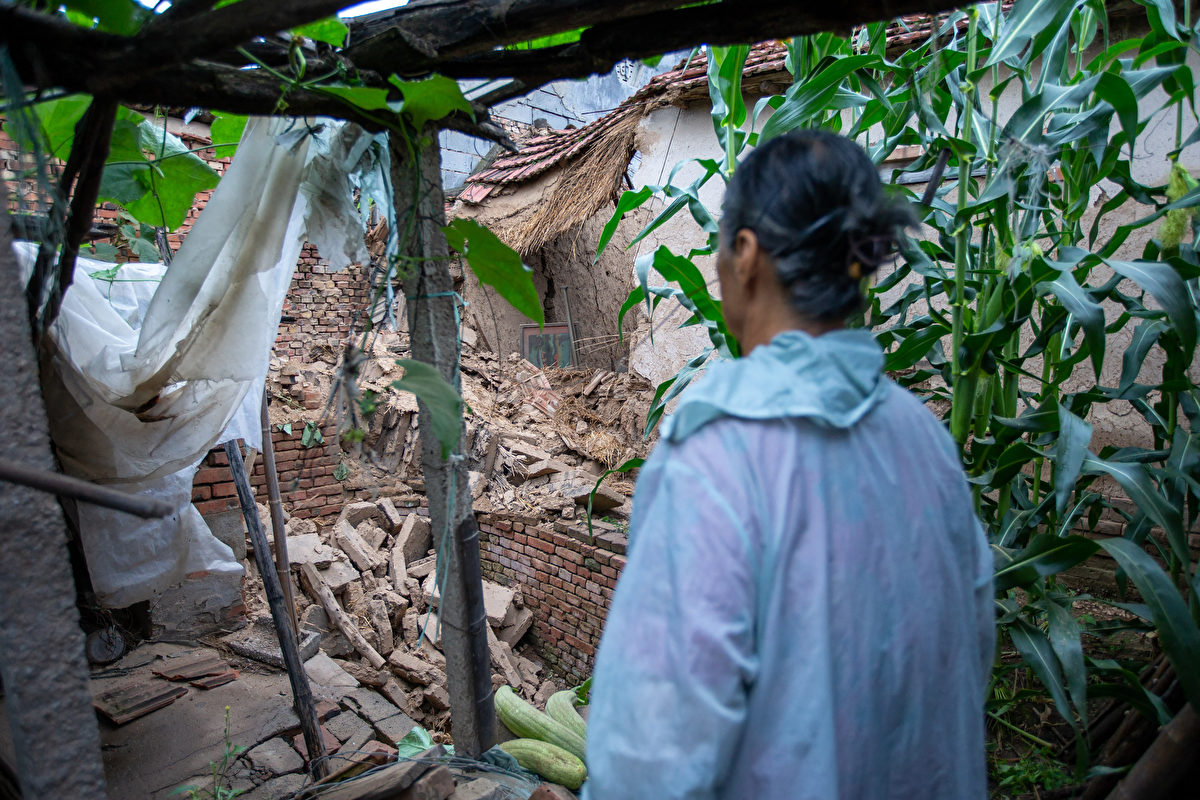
[388,650,442,686]
[319,559,360,592]
[497,606,534,648]
[378,497,404,532]
[396,514,432,566]
[422,683,450,711]
[202,509,248,561]
[342,688,416,745]
[304,652,359,689]
[239,772,308,800]
[325,709,371,744]
[336,519,384,573]
[357,521,388,552]
[368,599,394,656]
[244,737,303,776]
[284,533,336,569]
[482,581,517,628]
[339,501,380,527]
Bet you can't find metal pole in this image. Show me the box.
[223,441,328,778]
[259,392,299,643]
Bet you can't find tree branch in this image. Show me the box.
[3,0,955,121]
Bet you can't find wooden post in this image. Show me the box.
[223,440,329,778]
[258,392,299,642]
[389,129,494,758]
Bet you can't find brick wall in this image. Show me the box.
[190,421,351,522]
[478,512,628,681]
[275,249,373,362]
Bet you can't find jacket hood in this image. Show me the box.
[662,328,888,443]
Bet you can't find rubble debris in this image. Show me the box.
[342,687,417,744]
[396,513,433,565]
[223,616,321,669]
[301,562,386,669]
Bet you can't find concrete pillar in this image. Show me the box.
[0,214,107,798]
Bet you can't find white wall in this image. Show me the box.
[620,49,1200,456]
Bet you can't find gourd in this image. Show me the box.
[494,685,586,761]
[545,689,587,740]
[498,739,587,790]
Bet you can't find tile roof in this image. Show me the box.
[459,11,988,203]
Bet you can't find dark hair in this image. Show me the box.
[721,129,914,321]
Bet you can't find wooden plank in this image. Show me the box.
[152,653,229,681]
[301,561,386,669]
[189,670,238,690]
[93,679,187,725]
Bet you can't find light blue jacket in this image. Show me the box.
[585,330,994,800]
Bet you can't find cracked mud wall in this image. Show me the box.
[453,179,644,371]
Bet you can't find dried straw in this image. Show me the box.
[509,111,642,257]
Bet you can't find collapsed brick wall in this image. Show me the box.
[478,513,628,681]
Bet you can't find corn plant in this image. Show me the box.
[599,0,1200,769]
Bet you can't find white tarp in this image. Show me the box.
[17,117,385,606]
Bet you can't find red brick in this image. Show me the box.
[211,481,237,498]
[194,467,229,485]
[194,498,238,515]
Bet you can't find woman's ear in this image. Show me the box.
[732,228,762,288]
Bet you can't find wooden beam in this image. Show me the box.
[3,0,956,120]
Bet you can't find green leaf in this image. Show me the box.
[1103,259,1197,357]
[1051,406,1092,516]
[442,219,543,325]
[1098,538,1200,706]
[389,74,474,131]
[1044,598,1088,722]
[707,44,750,165]
[1082,455,1184,564]
[1135,0,1180,40]
[1117,319,1167,393]
[596,187,652,262]
[61,0,149,35]
[301,421,324,448]
[333,462,350,481]
[292,17,349,48]
[993,534,1099,592]
[319,85,394,112]
[985,0,1070,66]
[1009,619,1078,729]
[760,55,878,142]
[882,323,950,371]
[1040,267,1106,379]
[123,116,220,230]
[506,28,586,50]
[392,360,463,460]
[210,113,248,159]
[1093,72,1139,151]
[5,94,91,160]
